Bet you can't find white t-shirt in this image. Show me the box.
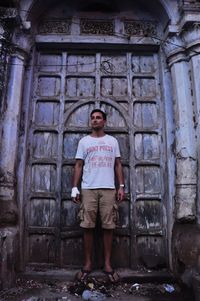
[75,134,121,189]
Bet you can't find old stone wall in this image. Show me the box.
[169,0,200,294]
[0,6,20,290]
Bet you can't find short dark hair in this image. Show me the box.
[90,109,107,120]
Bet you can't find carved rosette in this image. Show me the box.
[124,20,157,36]
[80,19,114,35]
[38,19,71,34]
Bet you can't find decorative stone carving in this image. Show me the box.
[179,0,200,12]
[0,20,12,110]
[38,20,71,34]
[0,7,17,19]
[80,19,114,35]
[124,20,157,36]
[163,36,186,65]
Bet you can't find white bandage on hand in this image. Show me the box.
[71,187,80,198]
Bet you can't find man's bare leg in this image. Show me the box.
[83,228,93,271]
[77,228,93,280]
[103,229,113,272]
[103,229,120,282]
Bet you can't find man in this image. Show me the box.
[71,109,125,283]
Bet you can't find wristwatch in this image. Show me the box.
[119,184,125,188]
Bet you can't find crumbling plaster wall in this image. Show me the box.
[166,0,200,288]
[0,4,30,289]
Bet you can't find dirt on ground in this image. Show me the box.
[0,276,195,301]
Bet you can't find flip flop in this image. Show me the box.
[103,270,120,283]
[76,268,92,281]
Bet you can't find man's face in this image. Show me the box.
[90,112,106,130]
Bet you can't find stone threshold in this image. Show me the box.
[19,268,175,284]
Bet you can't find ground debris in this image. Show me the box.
[68,277,114,298]
[128,282,179,296]
[0,277,190,301]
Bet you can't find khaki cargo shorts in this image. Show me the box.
[78,189,119,229]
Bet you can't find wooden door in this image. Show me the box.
[25,50,167,270]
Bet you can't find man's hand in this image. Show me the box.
[117,187,125,202]
[71,187,80,203]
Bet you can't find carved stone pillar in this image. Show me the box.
[188,42,200,224]
[0,47,27,223]
[165,36,197,221]
[0,7,22,289]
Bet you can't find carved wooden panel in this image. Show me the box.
[31,164,57,193]
[132,55,156,73]
[61,165,74,194]
[133,103,158,129]
[66,77,95,97]
[25,50,167,270]
[29,234,57,263]
[112,236,130,268]
[135,200,162,232]
[29,198,56,227]
[63,133,86,159]
[67,55,96,73]
[135,166,161,194]
[101,55,127,74]
[136,235,166,267]
[101,77,128,97]
[37,76,61,97]
[135,133,160,160]
[132,78,156,98]
[33,132,58,159]
[38,54,62,72]
[35,101,60,126]
[61,238,83,266]
[61,200,80,228]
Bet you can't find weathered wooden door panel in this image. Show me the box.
[25,51,167,269]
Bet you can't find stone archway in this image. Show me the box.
[21,9,170,268]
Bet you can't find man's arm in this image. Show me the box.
[114,157,125,202]
[72,159,84,203]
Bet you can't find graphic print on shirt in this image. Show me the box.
[75,135,120,189]
[87,143,114,169]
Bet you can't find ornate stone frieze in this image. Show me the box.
[38,19,71,34]
[179,0,200,12]
[0,7,17,19]
[80,19,114,35]
[124,20,157,37]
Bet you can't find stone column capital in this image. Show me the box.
[180,24,200,58]
[11,29,34,59]
[162,34,188,67]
